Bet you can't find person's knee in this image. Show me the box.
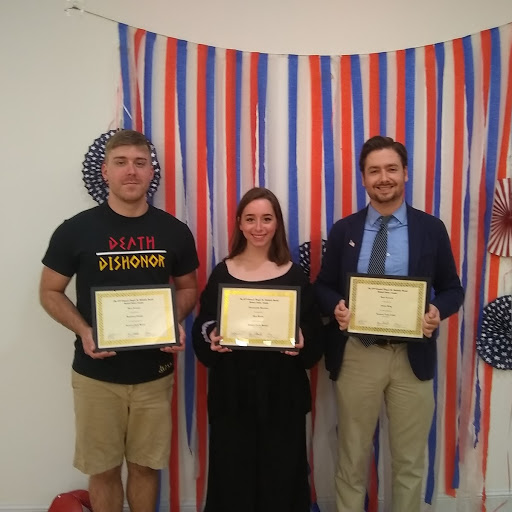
[90,465,122,485]
[127,461,158,479]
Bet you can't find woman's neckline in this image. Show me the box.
[223,259,293,282]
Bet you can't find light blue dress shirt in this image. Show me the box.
[357,201,409,276]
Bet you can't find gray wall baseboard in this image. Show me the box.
[2,494,511,512]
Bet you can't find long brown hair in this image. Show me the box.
[226,187,291,265]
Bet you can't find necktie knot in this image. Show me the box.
[378,215,392,229]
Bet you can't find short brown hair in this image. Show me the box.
[227,187,291,265]
[105,130,151,159]
[359,136,408,173]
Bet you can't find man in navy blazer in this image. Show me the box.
[315,136,464,512]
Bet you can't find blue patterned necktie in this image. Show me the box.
[359,215,392,347]
[368,215,392,275]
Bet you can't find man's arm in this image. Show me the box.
[173,270,198,322]
[430,221,464,320]
[39,266,115,359]
[40,266,88,335]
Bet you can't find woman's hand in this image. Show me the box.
[282,327,304,356]
[209,327,232,353]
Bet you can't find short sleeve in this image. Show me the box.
[172,224,199,277]
[41,220,78,278]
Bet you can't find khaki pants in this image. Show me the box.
[335,337,434,512]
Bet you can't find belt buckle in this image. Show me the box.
[377,337,395,346]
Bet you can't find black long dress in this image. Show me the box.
[192,261,323,512]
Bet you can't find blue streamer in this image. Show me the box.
[155,470,161,512]
[118,24,132,129]
[373,421,380,497]
[474,361,482,446]
[143,32,156,206]
[206,46,216,266]
[433,43,445,219]
[483,28,501,245]
[258,54,269,187]
[184,313,195,446]
[176,40,188,199]
[425,366,438,503]
[288,55,300,263]
[143,32,156,142]
[378,52,388,136]
[404,48,415,203]
[235,50,243,202]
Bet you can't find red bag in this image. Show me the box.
[48,490,92,512]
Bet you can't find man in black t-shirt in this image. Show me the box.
[40,130,199,512]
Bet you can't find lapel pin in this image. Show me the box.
[349,240,355,247]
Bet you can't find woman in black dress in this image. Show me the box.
[192,187,322,512]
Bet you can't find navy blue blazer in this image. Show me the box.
[314,204,464,381]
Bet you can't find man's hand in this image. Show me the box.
[161,323,186,353]
[422,304,440,338]
[80,326,116,359]
[334,299,351,331]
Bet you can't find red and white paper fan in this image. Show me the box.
[488,178,512,257]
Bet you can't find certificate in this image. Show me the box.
[217,284,300,350]
[347,274,429,341]
[91,285,179,351]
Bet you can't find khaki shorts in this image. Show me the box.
[71,370,174,475]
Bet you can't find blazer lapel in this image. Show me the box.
[346,208,367,273]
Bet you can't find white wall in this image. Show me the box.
[1,0,512,509]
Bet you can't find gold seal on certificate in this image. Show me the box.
[347,274,430,341]
[91,285,180,351]
[217,284,300,350]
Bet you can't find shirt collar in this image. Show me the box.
[367,201,407,227]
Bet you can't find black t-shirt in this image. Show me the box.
[42,202,199,384]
